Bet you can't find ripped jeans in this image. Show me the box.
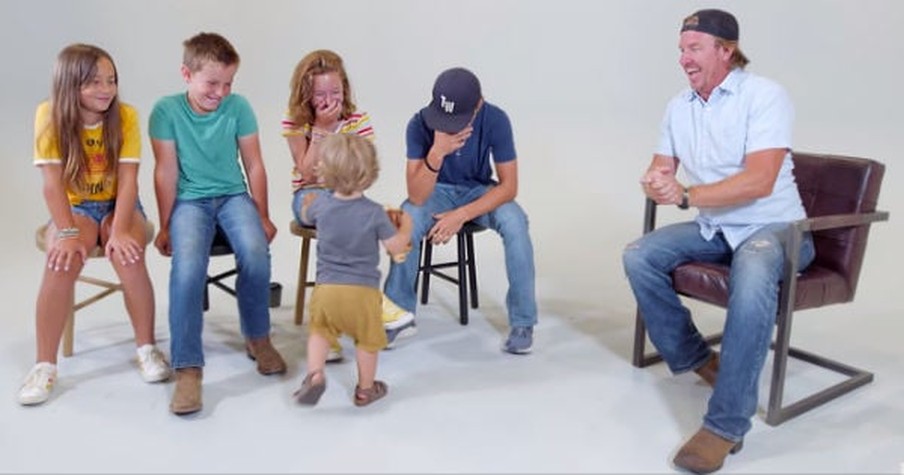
[622,221,814,442]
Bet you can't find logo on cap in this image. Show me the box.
[440,95,455,114]
[683,15,700,29]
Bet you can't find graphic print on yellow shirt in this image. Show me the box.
[33,101,141,204]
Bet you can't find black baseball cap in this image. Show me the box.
[421,67,482,133]
[680,9,739,41]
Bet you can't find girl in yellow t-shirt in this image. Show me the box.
[19,44,171,406]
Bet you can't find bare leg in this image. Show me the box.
[306,332,330,383]
[355,347,378,390]
[35,218,97,363]
[102,212,156,347]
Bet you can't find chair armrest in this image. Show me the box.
[793,210,889,233]
[642,198,658,234]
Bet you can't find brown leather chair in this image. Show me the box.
[632,152,889,426]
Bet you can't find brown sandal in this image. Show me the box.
[354,380,388,407]
[293,371,326,405]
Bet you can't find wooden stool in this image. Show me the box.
[418,221,486,325]
[34,220,155,357]
[289,221,317,325]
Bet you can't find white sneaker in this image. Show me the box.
[326,347,344,363]
[382,296,414,330]
[18,362,57,406]
[137,344,172,383]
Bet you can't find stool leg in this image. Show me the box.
[457,232,468,325]
[203,280,210,311]
[466,230,479,309]
[295,236,311,325]
[420,239,433,305]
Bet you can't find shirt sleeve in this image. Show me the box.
[745,82,794,153]
[148,97,174,141]
[33,101,61,166]
[119,103,141,163]
[655,96,681,158]
[375,207,397,241]
[487,107,516,163]
[281,109,306,137]
[346,112,375,141]
[233,94,259,138]
[405,112,432,160]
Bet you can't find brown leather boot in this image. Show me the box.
[246,336,287,375]
[694,352,720,387]
[673,427,743,474]
[170,367,203,415]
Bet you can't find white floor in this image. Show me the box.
[1,244,902,474]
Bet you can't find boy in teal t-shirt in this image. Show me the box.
[149,32,285,416]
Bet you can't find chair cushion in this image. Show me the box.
[673,262,855,313]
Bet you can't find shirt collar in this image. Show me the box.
[684,67,747,102]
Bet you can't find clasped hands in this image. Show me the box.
[641,166,685,206]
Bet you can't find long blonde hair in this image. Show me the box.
[287,50,356,128]
[41,44,122,192]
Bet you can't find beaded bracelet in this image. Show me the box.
[56,227,80,240]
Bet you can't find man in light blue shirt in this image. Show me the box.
[622,9,815,473]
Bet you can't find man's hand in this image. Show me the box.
[641,166,683,206]
[432,126,473,158]
[428,209,467,245]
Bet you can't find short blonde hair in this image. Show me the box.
[182,32,239,72]
[318,134,379,195]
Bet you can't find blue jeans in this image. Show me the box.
[622,221,814,442]
[383,183,537,329]
[291,187,329,225]
[168,193,272,368]
[71,199,145,224]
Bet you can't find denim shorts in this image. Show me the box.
[71,199,145,224]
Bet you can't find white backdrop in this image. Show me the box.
[1,0,901,320]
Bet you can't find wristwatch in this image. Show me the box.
[678,187,690,210]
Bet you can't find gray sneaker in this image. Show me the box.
[503,326,533,355]
[384,320,417,349]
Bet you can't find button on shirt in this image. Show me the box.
[656,68,806,249]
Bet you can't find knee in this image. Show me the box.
[492,202,530,235]
[234,241,270,273]
[622,238,654,277]
[401,201,431,239]
[735,239,783,279]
